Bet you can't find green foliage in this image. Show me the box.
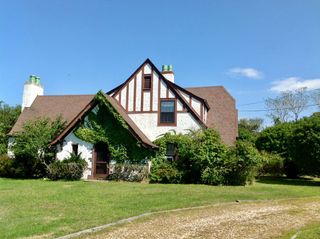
[11,117,66,178]
[109,163,148,182]
[47,153,87,180]
[0,154,14,177]
[153,129,260,185]
[74,91,153,163]
[0,101,20,154]
[256,114,320,177]
[149,157,182,184]
[258,151,284,176]
[223,141,262,185]
[238,118,263,142]
[288,114,320,176]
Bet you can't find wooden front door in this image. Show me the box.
[93,142,110,179]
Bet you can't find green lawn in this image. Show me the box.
[0,177,319,238]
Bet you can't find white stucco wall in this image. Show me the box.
[191,98,201,115]
[55,132,93,179]
[120,87,127,108]
[143,91,150,111]
[129,112,201,141]
[152,72,159,111]
[128,80,134,111]
[136,72,142,111]
[144,64,152,74]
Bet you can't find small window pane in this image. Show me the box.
[160,100,175,123]
[144,76,151,90]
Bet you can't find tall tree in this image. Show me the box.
[0,101,21,155]
[265,88,309,123]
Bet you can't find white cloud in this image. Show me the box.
[270,77,320,92]
[228,67,263,79]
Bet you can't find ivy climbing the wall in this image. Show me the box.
[74,91,154,163]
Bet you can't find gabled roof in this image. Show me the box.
[186,86,238,145]
[108,58,208,127]
[10,93,157,149]
[50,93,157,149]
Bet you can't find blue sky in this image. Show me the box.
[1,0,319,121]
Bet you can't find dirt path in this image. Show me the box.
[80,198,320,239]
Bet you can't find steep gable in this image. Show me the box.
[107,59,207,127]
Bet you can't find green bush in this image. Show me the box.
[47,153,87,180]
[0,154,14,177]
[288,114,320,176]
[149,157,182,184]
[201,166,226,185]
[223,141,262,185]
[258,151,284,176]
[109,163,148,182]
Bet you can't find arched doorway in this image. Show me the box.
[92,142,110,179]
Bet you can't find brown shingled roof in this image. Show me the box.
[186,86,238,145]
[9,95,94,135]
[50,94,157,148]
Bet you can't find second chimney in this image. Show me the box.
[162,65,175,83]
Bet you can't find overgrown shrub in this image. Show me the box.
[152,129,260,186]
[47,153,87,180]
[11,117,66,178]
[223,141,262,185]
[149,157,182,184]
[0,154,14,177]
[288,114,320,176]
[258,151,284,176]
[109,163,148,182]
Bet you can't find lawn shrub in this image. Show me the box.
[258,151,284,176]
[255,113,320,178]
[149,157,182,184]
[11,117,66,178]
[152,129,261,185]
[288,114,320,176]
[0,154,14,177]
[109,163,148,182]
[47,153,87,180]
[223,141,262,185]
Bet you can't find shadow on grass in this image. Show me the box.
[257,176,320,187]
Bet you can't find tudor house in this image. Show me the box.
[9,59,238,179]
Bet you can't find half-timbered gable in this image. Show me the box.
[108,59,210,141]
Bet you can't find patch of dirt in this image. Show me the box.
[81,198,320,239]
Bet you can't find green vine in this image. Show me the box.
[74,91,154,163]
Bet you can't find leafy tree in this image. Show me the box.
[288,114,320,176]
[11,117,66,178]
[0,101,20,154]
[238,118,263,142]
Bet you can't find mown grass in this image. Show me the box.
[280,223,320,239]
[0,177,319,238]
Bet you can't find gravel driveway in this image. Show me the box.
[80,198,320,239]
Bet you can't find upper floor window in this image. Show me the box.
[160,100,175,124]
[143,75,152,90]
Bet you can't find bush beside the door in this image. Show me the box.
[47,153,87,180]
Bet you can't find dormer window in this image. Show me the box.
[143,75,152,90]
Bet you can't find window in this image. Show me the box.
[160,100,175,124]
[72,144,78,156]
[143,75,151,90]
